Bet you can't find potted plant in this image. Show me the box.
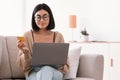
[81,28,89,36]
[80,28,89,42]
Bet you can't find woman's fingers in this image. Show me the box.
[17,40,30,55]
[17,42,24,49]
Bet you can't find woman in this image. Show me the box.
[16,3,69,80]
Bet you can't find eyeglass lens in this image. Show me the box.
[35,14,49,21]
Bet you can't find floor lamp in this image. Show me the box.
[69,15,77,42]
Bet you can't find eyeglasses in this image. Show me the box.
[34,14,49,21]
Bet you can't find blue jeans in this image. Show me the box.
[26,66,63,80]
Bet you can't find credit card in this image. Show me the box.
[17,36,25,42]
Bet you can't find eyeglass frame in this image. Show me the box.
[34,14,49,21]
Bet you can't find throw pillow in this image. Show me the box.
[64,47,81,79]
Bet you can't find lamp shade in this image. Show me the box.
[69,15,76,28]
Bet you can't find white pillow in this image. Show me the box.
[64,47,81,79]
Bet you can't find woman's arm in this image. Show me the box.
[16,33,32,72]
[56,31,70,73]
[16,48,32,72]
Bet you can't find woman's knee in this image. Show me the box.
[36,66,55,76]
[41,66,55,71]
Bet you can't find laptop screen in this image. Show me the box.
[31,43,69,68]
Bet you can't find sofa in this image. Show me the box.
[0,36,104,80]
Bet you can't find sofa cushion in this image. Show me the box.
[75,77,95,80]
[0,36,11,78]
[64,47,81,79]
[77,54,104,80]
[0,36,2,65]
[0,79,25,80]
[6,36,24,78]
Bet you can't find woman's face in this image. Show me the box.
[34,9,50,30]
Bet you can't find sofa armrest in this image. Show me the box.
[77,54,104,80]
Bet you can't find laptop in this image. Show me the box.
[31,43,69,68]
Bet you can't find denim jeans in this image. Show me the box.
[26,66,63,80]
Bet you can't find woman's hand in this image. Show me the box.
[17,40,29,55]
[58,58,70,73]
[58,64,69,73]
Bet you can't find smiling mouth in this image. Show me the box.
[37,22,44,25]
